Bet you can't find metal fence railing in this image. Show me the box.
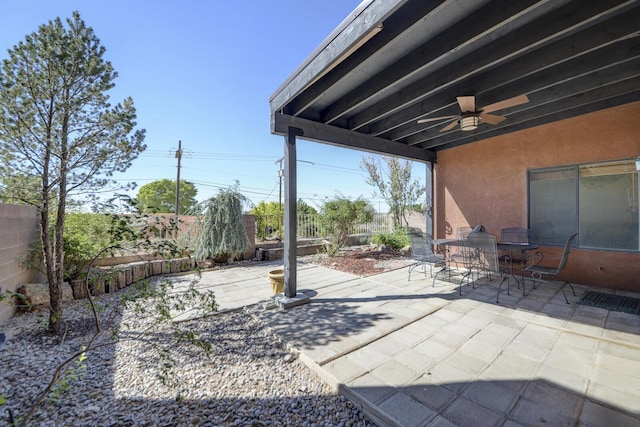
[347,213,393,235]
[297,214,321,238]
[254,213,392,240]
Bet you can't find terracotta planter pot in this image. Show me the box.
[268,269,285,294]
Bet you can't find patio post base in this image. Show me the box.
[273,293,311,309]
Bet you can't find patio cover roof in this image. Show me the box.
[269,0,640,163]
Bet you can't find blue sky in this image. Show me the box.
[1,0,426,213]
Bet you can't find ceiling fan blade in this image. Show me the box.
[457,96,475,112]
[480,113,506,125]
[417,115,457,124]
[482,94,529,113]
[440,119,460,132]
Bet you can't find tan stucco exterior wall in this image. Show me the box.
[0,203,41,323]
[434,101,640,292]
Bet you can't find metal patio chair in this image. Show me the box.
[408,228,446,281]
[499,227,531,281]
[523,233,579,304]
[448,226,473,270]
[460,231,509,302]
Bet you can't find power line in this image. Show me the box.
[134,150,366,172]
[137,149,280,162]
[109,178,376,204]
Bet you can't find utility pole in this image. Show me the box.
[175,140,182,217]
[276,157,284,211]
[276,157,284,234]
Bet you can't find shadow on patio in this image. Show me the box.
[341,378,636,427]
[250,263,640,426]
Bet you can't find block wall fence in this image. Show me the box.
[0,203,41,323]
[0,210,258,323]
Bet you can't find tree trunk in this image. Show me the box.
[50,102,71,334]
[41,101,62,334]
[41,207,62,335]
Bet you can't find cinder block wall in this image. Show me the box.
[0,203,40,323]
[151,213,257,259]
[0,211,257,323]
[403,212,428,234]
[243,214,257,259]
[96,214,258,265]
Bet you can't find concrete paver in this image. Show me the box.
[166,260,640,426]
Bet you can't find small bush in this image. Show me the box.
[320,196,374,255]
[371,227,410,251]
[63,213,116,280]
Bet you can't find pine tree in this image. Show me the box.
[0,12,146,333]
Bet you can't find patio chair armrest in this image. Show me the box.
[525,251,545,267]
[525,250,567,268]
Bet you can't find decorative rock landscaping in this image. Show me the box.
[0,285,376,426]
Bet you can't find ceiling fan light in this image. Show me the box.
[460,115,478,131]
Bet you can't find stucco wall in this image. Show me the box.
[403,211,428,233]
[98,214,258,264]
[434,101,640,292]
[0,203,40,323]
[179,214,257,260]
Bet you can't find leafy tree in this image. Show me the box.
[320,195,374,254]
[63,213,115,280]
[297,198,318,215]
[249,200,283,240]
[249,200,282,217]
[0,171,40,204]
[0,12,146,334]
[249,199,317,240]
[360,155,425,229]
[194,187,251,262]
[136,179,198,214]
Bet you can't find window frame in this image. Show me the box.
[527,158,639,253]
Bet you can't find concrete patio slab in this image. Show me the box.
[167,260,640,426]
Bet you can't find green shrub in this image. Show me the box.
[371,227,410,251]
[249,201,283,241]
[63,213,115,280]
[320,196,374,255]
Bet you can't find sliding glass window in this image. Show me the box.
[529,167,576,246]
[528,159,639,251]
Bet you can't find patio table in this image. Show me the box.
[496,242,539,294]
[432,238,464,261]
[433,239,539,294]
[432,238,463,246]
[431,239,464,282]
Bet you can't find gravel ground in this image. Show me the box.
[0,286,376,427]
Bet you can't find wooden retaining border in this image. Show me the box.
[17,257,196,310]
[69,257,196,299]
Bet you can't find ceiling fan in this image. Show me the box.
[417,94,529,132]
